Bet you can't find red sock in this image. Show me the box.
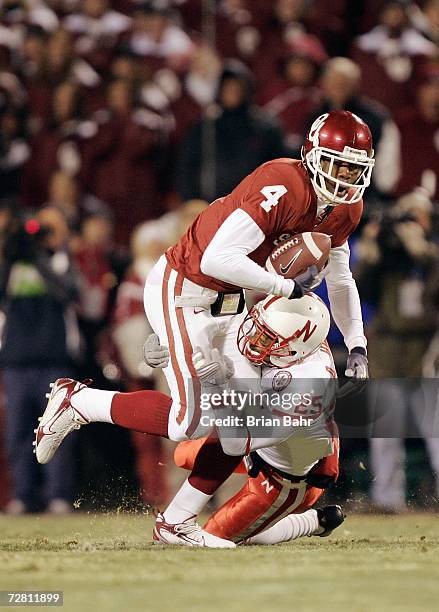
[110,390,171,437]
[188,435,243,495]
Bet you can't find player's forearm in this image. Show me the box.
[327,279,366,351]
[202,250,293,296]
[326,243,366,351]
[200,209,294,297]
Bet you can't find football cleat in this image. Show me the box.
[34,378,91,465]
[315,505,345,537]
[153,512,236,548]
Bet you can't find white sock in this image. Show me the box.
[245,509,320,545]
[163,480,212,524]
[71,388,116,424]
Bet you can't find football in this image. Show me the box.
[266,232,331,279]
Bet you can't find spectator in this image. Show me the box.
[0,1,59,36]
[251,0,329,86]
[80,77,169,245]
[22,80,89,207]
[307,57,401,200]
[127,3,194,75]
[21,28,101,123]
[257,38,325,156]
[44,29,100,89]
[152,46,221,183]
[63,0,131,73]
[167,45,222,146]
[0,206,80,513]
[167,198,209,242]
[214,0,261,64]
[409,0,439,45]
[73,211,119,384]
[176,60,286,202]
[354,189,439,512]
[112,219,171,506]
[0,101,30,201]
[176,0,262,61]
[306,0,350,55]
[352,0,436,113]
[45,170,81,230]
[385,67,439,200]
[0,70,29,204]
[0,19,21,71]
[109,45,140,81]
[45,169,114,235]
[17,25,49,118]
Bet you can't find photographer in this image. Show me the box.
[0,206,79,514]
[354,189,439,512]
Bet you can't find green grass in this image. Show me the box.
[1,513,439,612]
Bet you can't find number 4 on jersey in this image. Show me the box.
[260,185,287,213]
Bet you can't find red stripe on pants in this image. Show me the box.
[162,264,187,425]
[204,472,285,540]
[174,273,202,437]
[245,488,299,538]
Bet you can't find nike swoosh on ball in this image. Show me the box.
[280,249,303,274]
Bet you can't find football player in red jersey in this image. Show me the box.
[143,109,373,441]
[35,110,374,546]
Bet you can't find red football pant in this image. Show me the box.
[174,437,339,542]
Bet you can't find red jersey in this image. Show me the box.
[166,158,363,291]
[314,200,363,248]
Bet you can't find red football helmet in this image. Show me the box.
[302,110,375,205]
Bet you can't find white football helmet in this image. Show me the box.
[237,293,330,367]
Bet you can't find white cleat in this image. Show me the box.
[34,378,90,465]
[153,512,236,548]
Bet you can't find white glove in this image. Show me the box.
[192,347,234,387]
[143,333,169,369]
[345,349,369,379]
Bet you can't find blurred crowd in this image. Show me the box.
[0,0,438,515]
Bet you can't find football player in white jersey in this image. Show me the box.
[34,292,344,547]
[153,293,344,545]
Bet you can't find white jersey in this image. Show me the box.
[217,342,337,475]
[256,343,337,476]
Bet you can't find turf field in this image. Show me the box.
[1,512,438,612]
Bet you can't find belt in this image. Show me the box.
[175,289,245,317]
[247,452,334,488]
[174,295,217,309]
[247,452,305,482]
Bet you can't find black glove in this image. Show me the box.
[345,347,369,379]
[288,265,319,299]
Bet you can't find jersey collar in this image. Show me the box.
[314,200,334,227]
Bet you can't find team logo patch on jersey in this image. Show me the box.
[272,370,292,392]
